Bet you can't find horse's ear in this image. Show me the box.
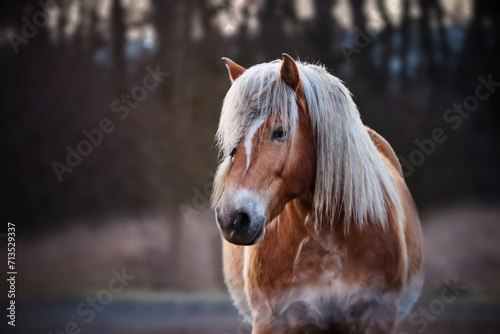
[221,57,246,82]
[280,53,300,91]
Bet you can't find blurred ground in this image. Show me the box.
[13,203,500,333]
[17,293,500,334]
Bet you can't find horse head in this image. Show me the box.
[214,54,315,245]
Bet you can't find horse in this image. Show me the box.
[211,54,423,334]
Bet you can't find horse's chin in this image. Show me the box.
[225,222,264,246]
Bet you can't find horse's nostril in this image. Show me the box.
[233,212,251,231]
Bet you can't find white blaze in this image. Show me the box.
[244,118,265,175]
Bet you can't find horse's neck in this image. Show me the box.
[245,198,319,288]
[246,198,373,286]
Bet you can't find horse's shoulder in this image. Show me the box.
[365,126,403,177]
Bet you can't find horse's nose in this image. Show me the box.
[216,207,264,245]
[216,208,250,231]
[233,212,251,231]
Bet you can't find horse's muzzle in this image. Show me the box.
[216,206,265,245]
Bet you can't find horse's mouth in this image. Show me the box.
[226,221,264,246]
[246,223,264,245]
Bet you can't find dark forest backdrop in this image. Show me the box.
[1,0,499,229]
[0,0,499,332]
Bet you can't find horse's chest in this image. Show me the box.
[246,244,382,327]
[272,278,381,328]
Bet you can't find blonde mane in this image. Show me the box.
[212,59,403,230]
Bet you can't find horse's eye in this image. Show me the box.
[272,127,287,141]
[229,147,237,157]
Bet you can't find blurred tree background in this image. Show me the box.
[0,0,499,290]
[1,1,500,333]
